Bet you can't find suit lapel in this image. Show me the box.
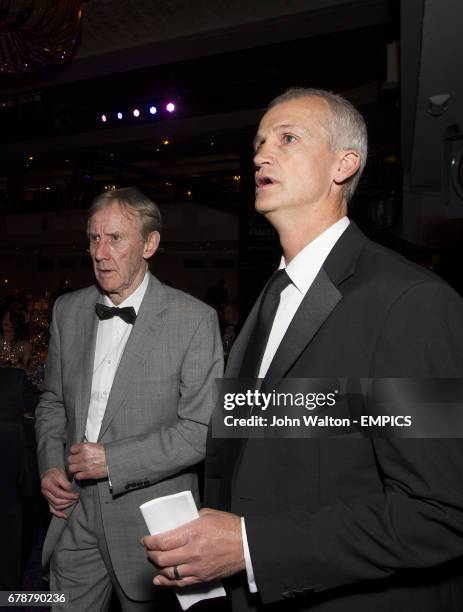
[97,274,168,441]
[262,222,369,391]
[262,268,341,391]
[76,291,99,442]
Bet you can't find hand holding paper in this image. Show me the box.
[140,491,239,610]
[145,507,245,584]
[141,492,244,609]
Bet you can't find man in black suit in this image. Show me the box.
[143,88,463,611]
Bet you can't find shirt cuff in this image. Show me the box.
[241,517,258,593]
[106,463,112,491]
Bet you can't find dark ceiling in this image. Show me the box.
[0,0,400,215]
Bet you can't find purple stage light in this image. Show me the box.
[117,112,123,120]
[166,102,175,113]
[101,114,107,123]
[133,108,140,118]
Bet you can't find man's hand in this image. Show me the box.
[41,467,79,519]
[67,442,108,480]
[141,508,245,587]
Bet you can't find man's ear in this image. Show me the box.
[334,150,361,185]
[143,231,160,259]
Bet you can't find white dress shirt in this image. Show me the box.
[85,272,149,443]
[242,217,350,592]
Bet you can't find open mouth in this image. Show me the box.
[255,175,279,189]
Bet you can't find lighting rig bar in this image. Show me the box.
[99,101,176,125]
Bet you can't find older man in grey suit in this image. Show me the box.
[35,187,223,611]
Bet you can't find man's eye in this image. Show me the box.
[282,134,296,144]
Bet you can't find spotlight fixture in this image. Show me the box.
[149,106,157,115]
[133,108,140,118]
[166,102,175,113]
[117,112,123,120]
[101,114,107,123]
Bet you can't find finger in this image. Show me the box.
[198,507,214,516]
[143,527,190,551]
[74,470,96,480]
[43,493,73,508]
[49,505,68,519]
[42,485,78,502]
[146,549,188,568]
[51,497,78,509]
[159,564,192,580]
[68,462,86,474]
[48,497,77,510]
[153,574,199,588]
[69,443,83,454]
[42,490,76,506]
[51,472,74,491]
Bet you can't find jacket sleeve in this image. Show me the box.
[35,297,68,477]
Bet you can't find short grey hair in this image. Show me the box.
[268,87,368,202]
[87,187,162,238]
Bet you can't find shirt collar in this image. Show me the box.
[279,217,350,295]
[103,271,150,314]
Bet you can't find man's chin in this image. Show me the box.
[255,198,278,217]
[96,278,116,294]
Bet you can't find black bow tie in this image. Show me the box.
[95,303,137,325]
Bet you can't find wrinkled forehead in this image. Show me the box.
[89,199,140,227]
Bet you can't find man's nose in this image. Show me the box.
[93,240,110,261]
[253,145,273,169]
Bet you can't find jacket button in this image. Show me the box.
[302,587,313,595]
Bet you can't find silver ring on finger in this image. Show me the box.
[173,565,181,580]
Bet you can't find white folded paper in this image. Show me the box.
[140,490,226,610]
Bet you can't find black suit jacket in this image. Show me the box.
[205,223,463,611]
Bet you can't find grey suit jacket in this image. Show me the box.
[35,273,223,600]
